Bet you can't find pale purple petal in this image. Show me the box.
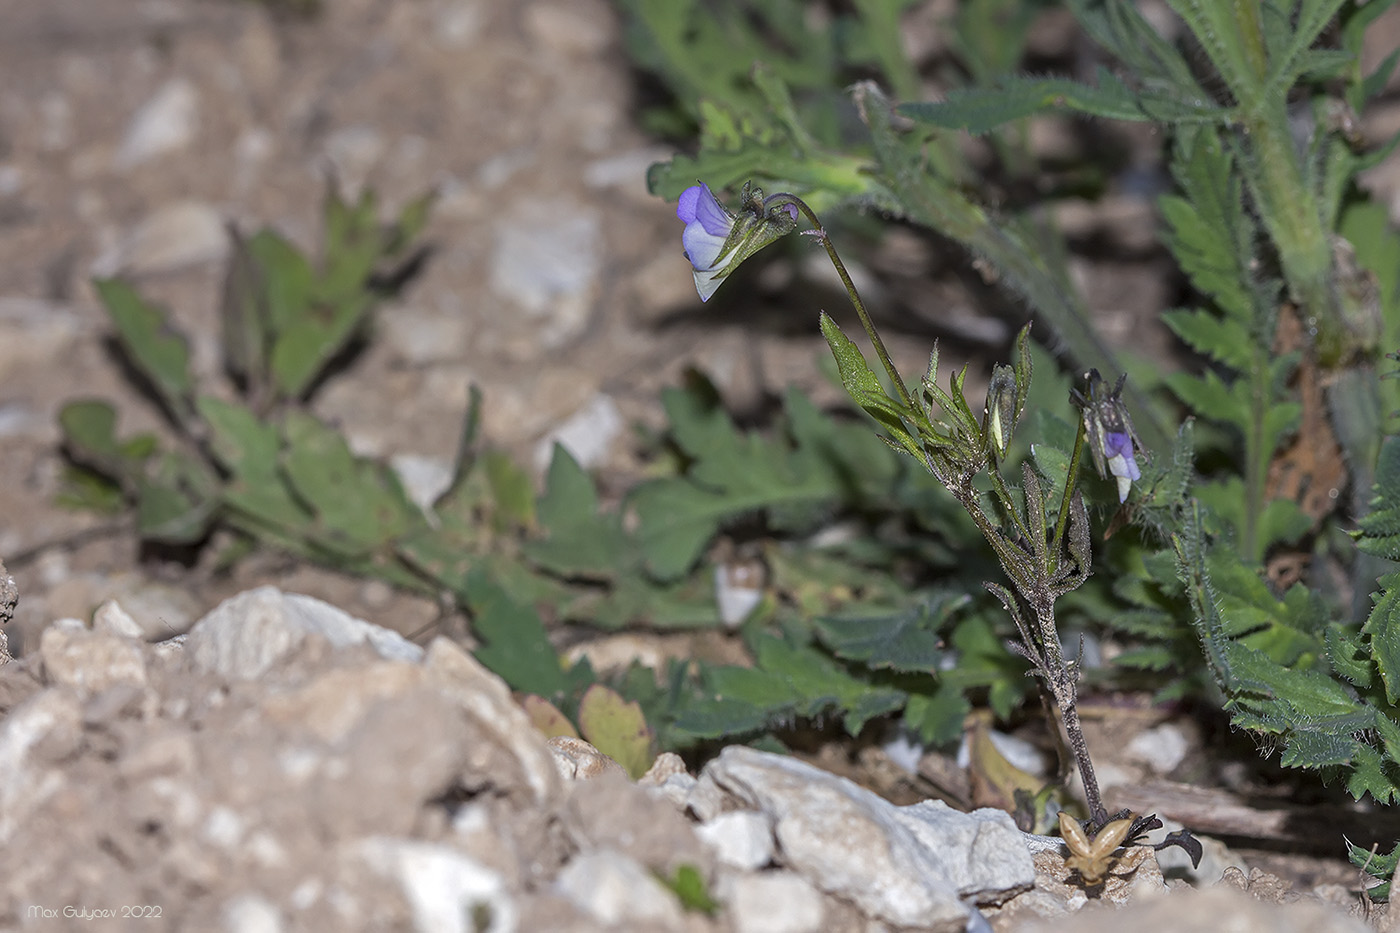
[691,243,741,301]
[1104,432,1140,480]
[1105,430,1140,502]
[677,183,733,236]
[682,223,731,276]
[678,184,735,283]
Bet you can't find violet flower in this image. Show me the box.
[1076,370,1142,503]
[676,181,798,301]
[1101,426,1142,503]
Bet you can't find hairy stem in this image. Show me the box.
[781,196,917,414]
[1033,596,1107,826]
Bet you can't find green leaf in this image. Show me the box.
[1162,309,1254,371]
[1348,836,1400,900]
[268,290,373,401]
[462,569,570,698]
[219,226,268,390]
[1030,443,1071,503]
[819,312,927,460]
[198,395,312,536]
[58,400,157,488]
[55,464,127,514]
[902,684,971,747]
[384,188,436,257]
[93,279,195,420]
[484,450,535,529]
[135,450,219,544]
[1365,574,1400,705]
[280,411,420,554]
[673,633,905,740]
[577,684,654,779]
[658,864,719,916]
[1358,437,1400,560]
[199,396,280,478]
[813,593,966,672]
[524,445,629,578]
[248,229,316,337]
[632,382,908,580]
[899,68,1225,135]
[1326,624,1374,689]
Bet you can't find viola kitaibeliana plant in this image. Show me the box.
[672,180,1182,855]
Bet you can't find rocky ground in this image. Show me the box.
[0,580,1389,932]
[4,0,1400,930]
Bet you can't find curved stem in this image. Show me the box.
[771,194,916,414]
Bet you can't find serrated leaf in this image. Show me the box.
[1348,835,1400,899]
[524,445,628,578]
[1325,624,1374,688]
[814,594,964,672]
[899,68,1225,135]
[577,684,654,779]
[1359,438,1400,559]
[1161,308,1254,370]
[632,382,906,580]
[1365,574,1400,705]
[1346,743,1400,805]
[674,633,905,739]
[1166,370,1248,427]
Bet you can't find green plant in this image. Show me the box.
[629,0,1400,853]
[678,175,1186,824]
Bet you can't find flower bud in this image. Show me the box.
[984,364,1017,457]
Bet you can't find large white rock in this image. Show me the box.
[696,745,1010,930]
[185,586,423,680]
[891,799,1035,905]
